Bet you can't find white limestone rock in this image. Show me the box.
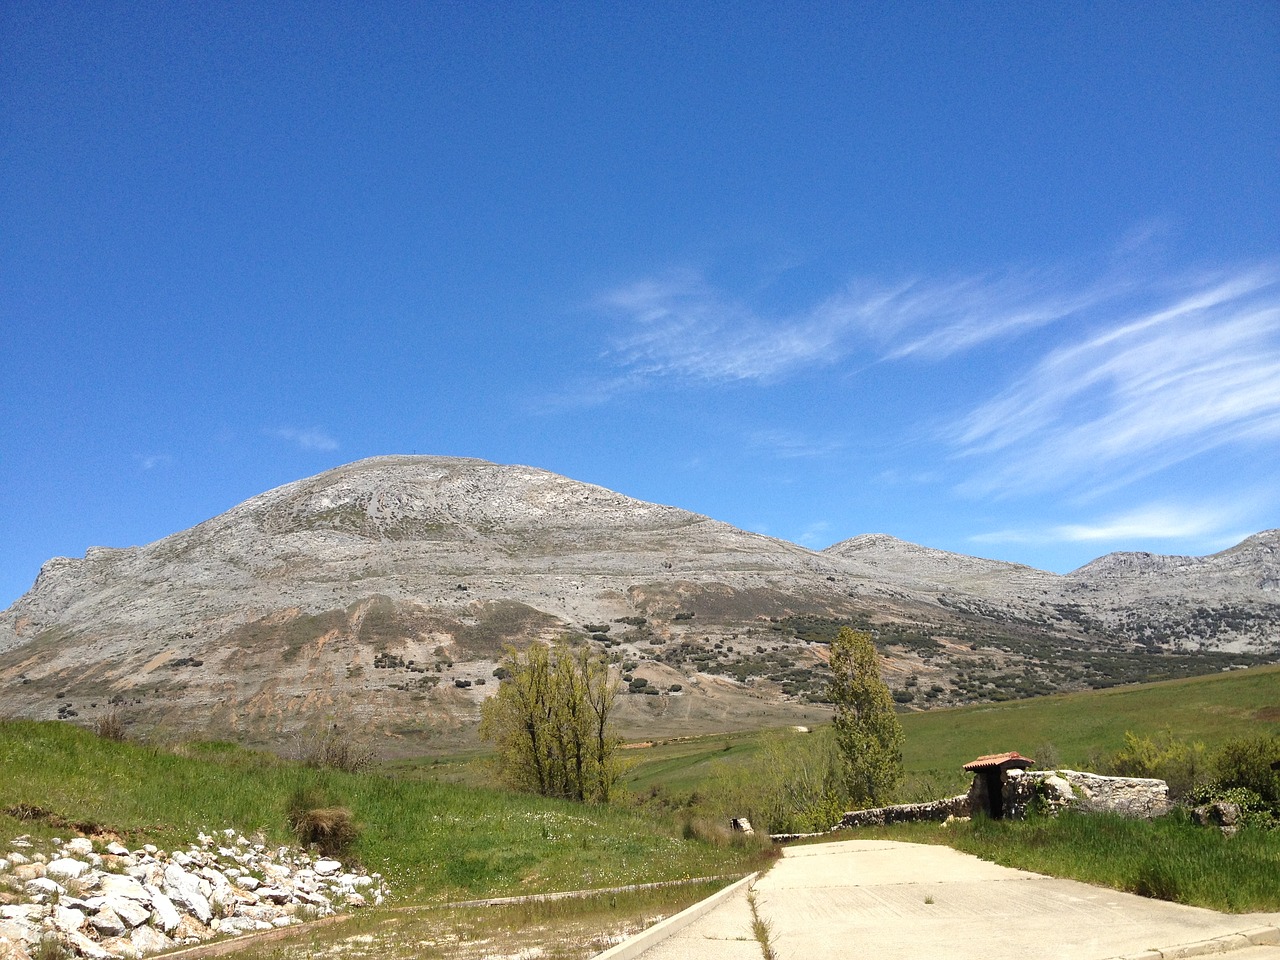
[64,930,115,960]
[23,878,63,900]
[1043,774,1075,803]
[46,858,90,882]
[62,840,93,858]
[147,892,181,933]
[0,919,39,947]
[129,924,174,956]
[161,864,211,923]
[98,875,149,902]
[88,907,127,938]
[51,906,87,935]
[105,898,151,930]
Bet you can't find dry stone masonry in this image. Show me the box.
[0,830,386,960]
[1000,768,1172,820]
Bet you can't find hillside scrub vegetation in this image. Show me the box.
[1102,730,1280,827]
[479,641,621,802]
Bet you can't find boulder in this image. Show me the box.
[88,906,127,938]
[313,860,342,876]
[98,938,139,960]
[46,859,90,882]
[0,918,39,946]
[162,864,211,923]
[62,840,94,858]
[63,930,116,960]
[129,924,174,956]
[0,938,31,960]
[104,843,129,858]
[147,892,181,933]
[97,875,149,902]
[22,878,63,900]
[172,915,213,942]
[51,905,87,934]
[0,907,43,924]
[104,897,151,929]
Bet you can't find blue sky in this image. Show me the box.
[3,2,1279,607]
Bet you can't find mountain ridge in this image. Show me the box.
[2,456,1276,753]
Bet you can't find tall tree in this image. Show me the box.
[828,627,904,806]
[480,640,621,802]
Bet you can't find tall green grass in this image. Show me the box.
[832,811,1280,913]
[0,721,766,902]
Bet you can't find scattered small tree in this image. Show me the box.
[828,627,904,806]
[480,641,620,803]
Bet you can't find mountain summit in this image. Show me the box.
[2,456,1276,752]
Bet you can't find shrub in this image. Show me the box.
[94,709,127,742]
[1211,735,1280,810]
[297,729,376,774]
[290,805,358,858]
[1104,731,1210,800]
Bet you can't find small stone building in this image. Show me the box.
[964,751,1172,821]
[964,751,1035,819]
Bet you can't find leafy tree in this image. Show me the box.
[480,641,620,802]
[828,627,904,806]
[705,728,850,834]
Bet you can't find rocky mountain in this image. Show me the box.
[1,456,1276,755]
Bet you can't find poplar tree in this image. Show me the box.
[480,641,620,802]
[828,627,904,806]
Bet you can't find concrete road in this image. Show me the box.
[620,839,1280,960]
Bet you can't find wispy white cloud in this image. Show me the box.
[971,502,1248,546]
[269,427,339,452]
[952,266,1280,497]
[749,429,844,460]
[600,266,1121,383]
[793,520,833,547]
[135,453,172,470]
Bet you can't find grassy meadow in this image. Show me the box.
[2,660,1276,954]
[616,663,1280,802]
[0,721,769,904]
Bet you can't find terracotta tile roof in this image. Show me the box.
[963,751,1035,771]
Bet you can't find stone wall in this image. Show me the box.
[1002,769,1171,820]
[834,794,971,829]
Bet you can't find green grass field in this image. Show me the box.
[617,664,1280,802]
[0,721,768,904]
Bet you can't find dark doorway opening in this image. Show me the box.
[983,769,1003,819]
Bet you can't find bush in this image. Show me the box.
[1104,731,1210,800]
[297,729,375,774]
[1211,735,1280,810]
[94,709,127,742]
[291,805,358,858]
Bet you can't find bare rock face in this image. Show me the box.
[0,456,1276,753]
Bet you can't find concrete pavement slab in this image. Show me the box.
[603,839,1280,960]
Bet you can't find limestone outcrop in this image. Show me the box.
[0,456,1275,751]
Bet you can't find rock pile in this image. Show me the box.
[0,830,386,960]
